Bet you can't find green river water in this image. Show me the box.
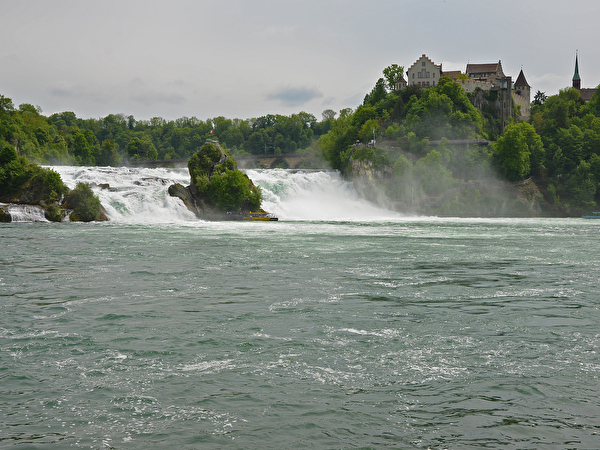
[1,167,600,449]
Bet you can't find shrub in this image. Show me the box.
[207,170,261,211]
[65,182,101,221]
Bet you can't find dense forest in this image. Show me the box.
[2,63,600,216]
[0,95,327,166]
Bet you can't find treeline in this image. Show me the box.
[316,67,600,216]
[0,94,330,166]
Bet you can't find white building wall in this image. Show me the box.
[406,55,442,88]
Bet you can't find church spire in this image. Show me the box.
[573,51,581,90]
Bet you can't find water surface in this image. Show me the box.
[1,168,599,449]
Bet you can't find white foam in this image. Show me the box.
[45,166,400,223]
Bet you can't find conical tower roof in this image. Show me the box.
[573,54,581,82]
[514,69,530,87]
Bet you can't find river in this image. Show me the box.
[1,167,599,449]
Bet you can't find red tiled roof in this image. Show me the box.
[442,70,461,79]
[466,62,500,75]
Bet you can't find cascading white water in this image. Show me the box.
[245,169,398,221]
[50,166,196,223]
[45,166,398,223]
[2,204,49,222]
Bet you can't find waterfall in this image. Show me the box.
[245,169,397,221]
[2,204,49,222]
[28,166,399,223]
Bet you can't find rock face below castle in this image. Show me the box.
[346,151,544,218]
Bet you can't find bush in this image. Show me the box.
[188,142,227,182]
[65,182,101,221]
[207,170,261,211]
[41,169,68,204]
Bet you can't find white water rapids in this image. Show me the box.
[25,166,400,223]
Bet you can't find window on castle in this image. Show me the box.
[422,61,426,66]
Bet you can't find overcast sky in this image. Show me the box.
[2,0,599,122]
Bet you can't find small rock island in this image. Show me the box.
[168,140,276,221]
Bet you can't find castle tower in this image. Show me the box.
[573,52,581,90]
[514,69,530,98]
[513,69,531,120]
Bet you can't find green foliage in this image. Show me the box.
[359,119,380,143]
[187,141,262,212]
[0,142,18,165]
[40,169,68,204]
[65,182,101,222]
[413,149,456,195]
[406,76,484,140]
[0,154,34,195]
[528,86,600,213]
[317,109,358,170]
[207,170,261,211]
[493,122,532,181]
[0,148,68,210]
[363,78,387,106]
[188,142,227,182]
[385,123,400,139]
[584,86,600,117]
[0,94,328,166]
[126,136,158,160]
[533,90,547,106]
[97,139,121,166]
[383,64,404,91]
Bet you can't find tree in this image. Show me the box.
[414,149,455,195]
[359,119,380,143]
[70,131,95,165]
[363,78,387,106]
[322,109,336,121]
[533,90,547,106]
[584,85,600,117]
[493,122,533,181]
[383,64,404,92]
[96,140,121,166]
[126,137,158,160]
[405,76,483,140]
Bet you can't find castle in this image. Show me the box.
[395,53,598,132]
[397,54,530,130]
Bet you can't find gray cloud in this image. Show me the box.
[130,91,186,106]
[1,0,599,120]
[266,86,323,107]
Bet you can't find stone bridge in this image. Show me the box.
[234,153,312,169]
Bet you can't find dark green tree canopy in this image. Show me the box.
[188,141,261,213]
